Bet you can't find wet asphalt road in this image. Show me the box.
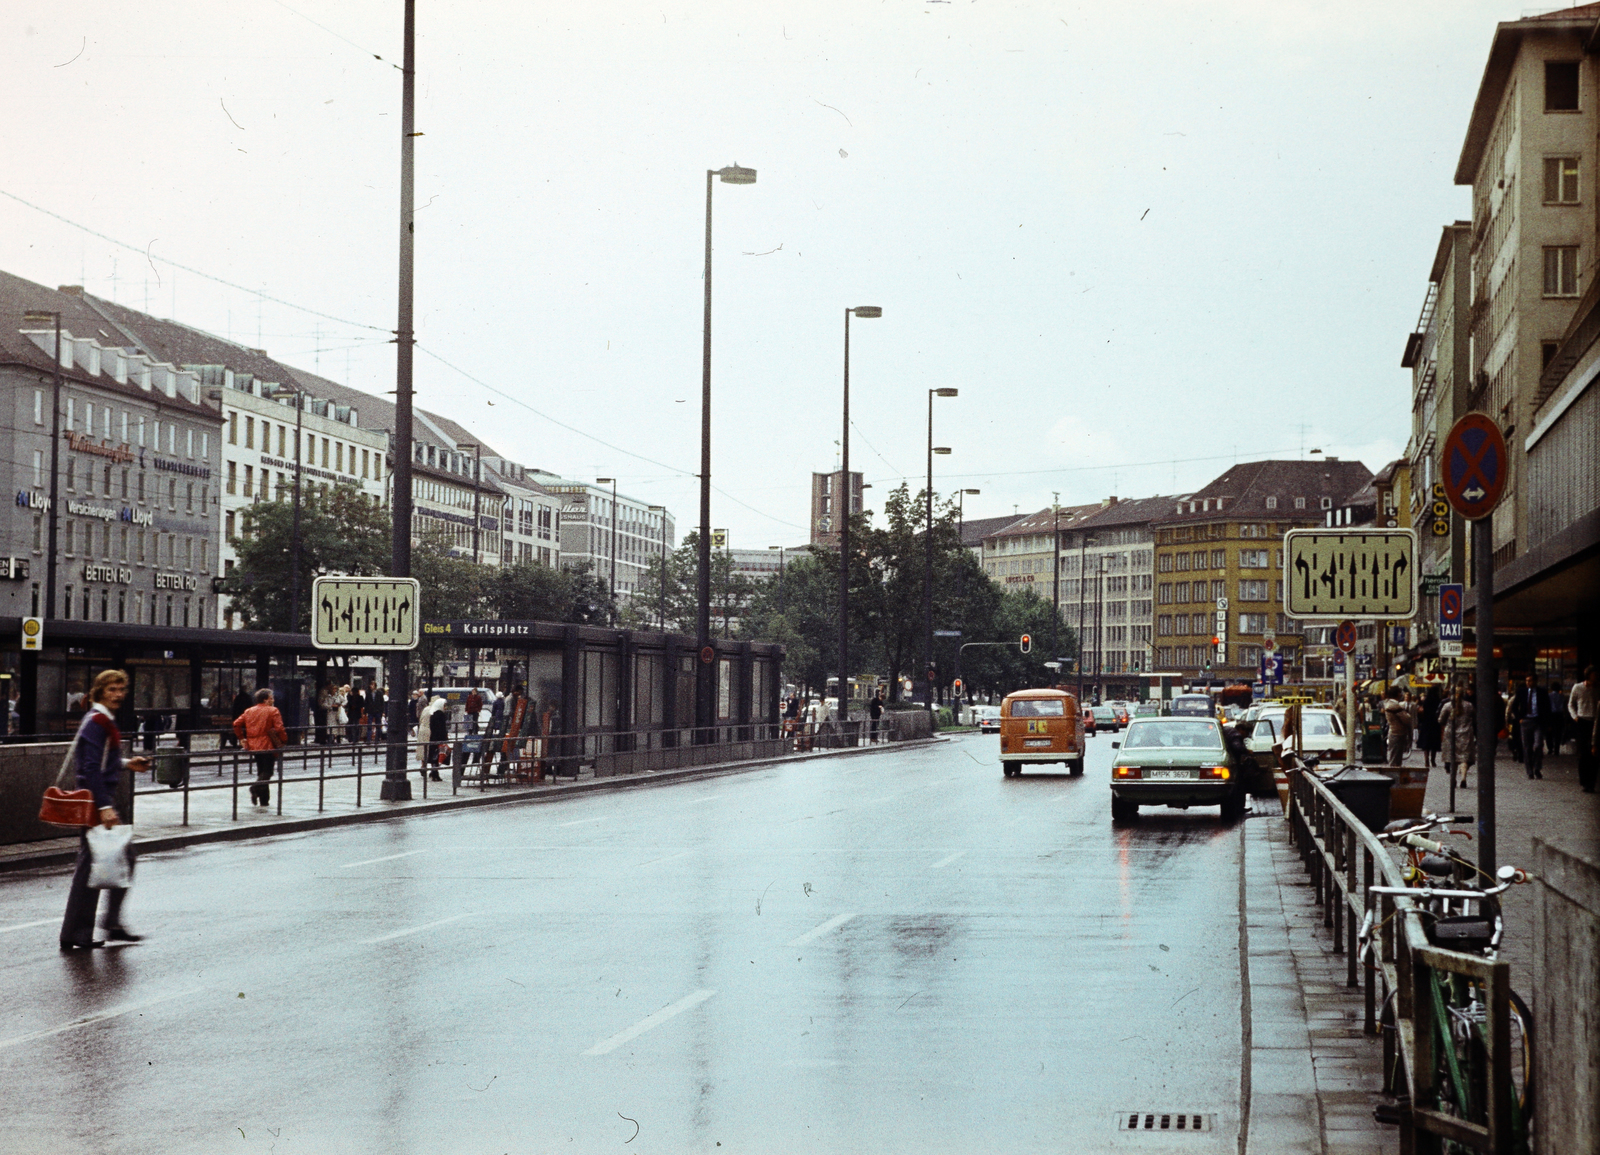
[0,732,1249,1155]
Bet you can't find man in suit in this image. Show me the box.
[1509,673,1553,780]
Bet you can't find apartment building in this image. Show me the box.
[979,504,1099,592]
[1449,7,1600,678]
[1063,495,1177,693]
[1151,460,1372,686]
[2,273,225,630]
[546,481,676,597]
[484,459,562,570]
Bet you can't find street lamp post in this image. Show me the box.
[1076,534,1096,704]
[924,387,957,718]
[696,162,757,742]
[954,488,979,698]
[382,0,418,799]
[596,478,618,603]
[287,392,306,633]
[838,305,881,725]
[769,545,786,618]
[459,442,483,566]
[1050,493,1061,671]
[1095,555,1106,704]
[22,311,63,625]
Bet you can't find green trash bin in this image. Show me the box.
[153,749,190,789]
[1361,721,1386,764]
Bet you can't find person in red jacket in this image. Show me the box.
[233,688,289,806]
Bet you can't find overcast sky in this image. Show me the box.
[1,1,1519,546]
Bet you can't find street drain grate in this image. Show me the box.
[1116,1112,1213,1133]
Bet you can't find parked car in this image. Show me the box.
[1244,708,1346,784]
[973,705,1002,734]
[1133,702,1162,719]
[1168,693,1215,718]
[998,688,1085,777]
[1109,717,1249,823]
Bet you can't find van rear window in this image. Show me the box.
[1010,699,1065,717]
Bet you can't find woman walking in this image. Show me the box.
[60,669,151,951]
[1417,684,1443,770]
[1438,684,1476,789]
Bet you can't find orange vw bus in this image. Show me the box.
[998,687,1085,777]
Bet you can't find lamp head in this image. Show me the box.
[851,306,882,318]
[597,477,615,485]
[964,488,981,495]
[933,447,952,455]
[934,387,959,398]
[717,165,757,185]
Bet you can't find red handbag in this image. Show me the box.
[38,732,106,829]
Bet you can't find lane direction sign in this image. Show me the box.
[310,576,421,650]
[1284,529,1417,620]
[1441,412,1507,520]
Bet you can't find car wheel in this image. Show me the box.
[1069,758,1084,776]
[1111,795,1138,823]
[1002,762,1018,778]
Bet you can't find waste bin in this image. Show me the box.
[1360,721,1386,764]
[1314,767,1393,832]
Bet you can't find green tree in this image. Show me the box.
[223,482,389,632]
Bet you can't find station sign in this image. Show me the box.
[310,576,420,650]
[1283,529,1416,620]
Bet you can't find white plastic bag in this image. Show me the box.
[86,824,135,890]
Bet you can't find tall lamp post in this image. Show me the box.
[596,478,619,599]
[382,0,418,799]
[924,387,958,717]
[648,505,667,630]
[1050,493,1061,669]
[1094,554,1106,704]
[838,305,881,724]
[459,442,483,565]
[286,391,306,633]
[20,309,63,735]
[953,487,979,698]
[696,162,757,741]
[769,545,786,618]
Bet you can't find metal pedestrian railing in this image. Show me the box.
[1286,768,1521,1154]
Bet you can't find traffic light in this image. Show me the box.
[953,678,963,696]
[1020,634,1031,654]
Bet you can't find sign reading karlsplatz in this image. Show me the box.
[311,576,420,650]
[1283,529,1416,620]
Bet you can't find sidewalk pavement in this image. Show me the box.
[1245,800,1393,1155]
[0,735,936,873]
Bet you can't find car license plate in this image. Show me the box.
[1147,769,1192,780]
[1024,739,1052,748]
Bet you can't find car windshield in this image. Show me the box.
[1122,720,1223,749]
[1169,698,1212,716]
[1091,706,1115,717]
[1010,699,1065,717]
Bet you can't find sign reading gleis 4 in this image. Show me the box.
[311,576,421,650]
[1283,529,1417,620]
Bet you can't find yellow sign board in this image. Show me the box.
[310,576,421,650]
[1283,529,1416,620]
[20,616,42,652]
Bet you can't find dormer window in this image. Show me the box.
[1294,497,1306,510]
[1265,497,1278,510]
[1320,497,1333,510]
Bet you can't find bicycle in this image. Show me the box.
[1358,814,1533,1154]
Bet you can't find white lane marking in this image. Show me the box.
[339,849,430,869]
[929,851,966,870]
[843,764,880,775]
[788,912,858,947]
[0,988,202,1051]
[685,794,726,804]
[636,849,695,867]
[360,913,474,945]
[582,989,716,1056]
[0,918,57,935]
[559,816,609,828]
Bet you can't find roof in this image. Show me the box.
[0,270,220,422]
[983,502,1101,543]
[86,290,492,455]
[1152,459,1374,525]
[1455,6,1600,185]
[1074,494,1185,531]
[960,514,1024,547]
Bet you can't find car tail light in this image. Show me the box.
[1199,765,1230,780]
[1113,766,1141,779]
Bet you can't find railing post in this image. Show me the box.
[231,757,239,821]
[1487,960,1512,1154]
[1363,849,1377,1028]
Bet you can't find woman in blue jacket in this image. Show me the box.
[59,669,150,951]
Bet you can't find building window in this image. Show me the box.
[32,515,41,552]
[1239,580,1269,602]
[186,482,195,513]
[1544,246,1579,296]
[228,411,237,445]
[1175,581,1191,602]
[1158,582,1172,605]
[186,428,194,458]
[1293,496,1306,510]
[243,465,253,498]
[63,586,73,619]
[1240,549,1269,569]
[1544,156,1581,203]
[120,527,128,560]
[32,449,42,486]
[226,461,237,495]
[66,458,75,491]
[137,530,146,563]
[1265,496,1278,510]
[244,416,254,450]
[168,479,178,510]
[1157,614,1172,636]
[1547,60,1580,111]
[202,432,209,460]
[1542,340,1561,371]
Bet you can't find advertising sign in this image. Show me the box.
[1284,529,1416,619]
[310,577,420,650]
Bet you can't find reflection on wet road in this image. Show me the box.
[0,731,1248,1153]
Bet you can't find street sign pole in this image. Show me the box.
[1473,516,1496,876]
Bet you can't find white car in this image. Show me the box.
[1245,708,1346,776]
[973,705,1001,733]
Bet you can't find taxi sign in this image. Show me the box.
[1438,583,1464,643]
[1441,412,1507,520]
[310,576,420,650]
[1335,620,1358,655]
[1284,529,1416,620]
[20,616,42,652]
